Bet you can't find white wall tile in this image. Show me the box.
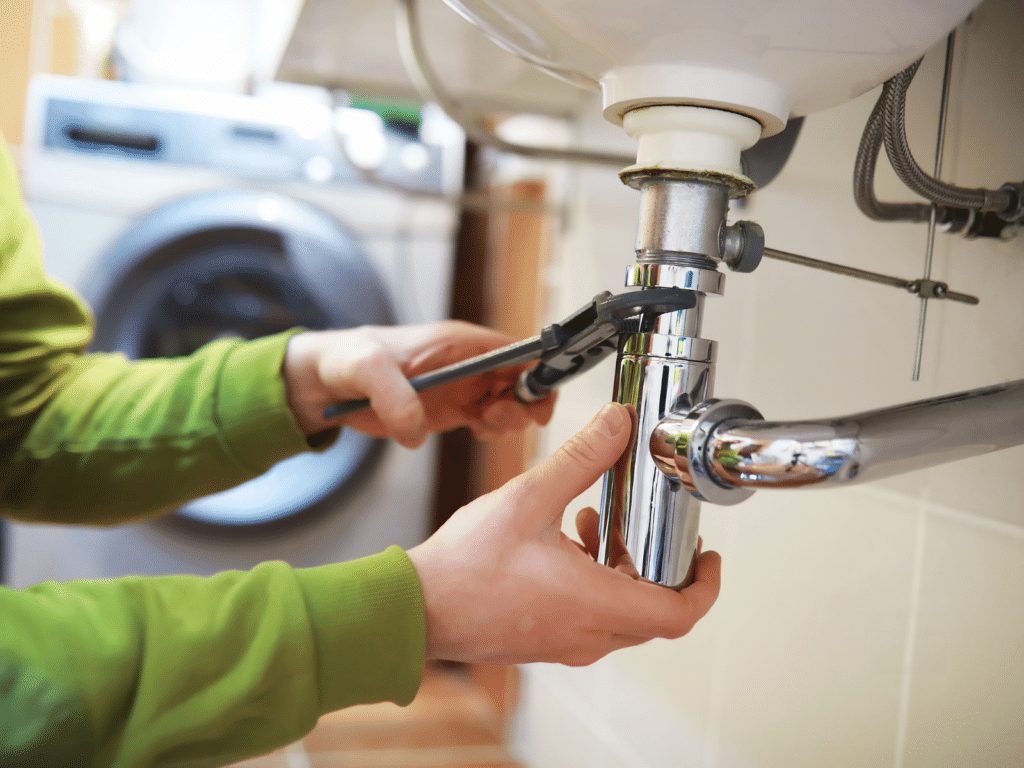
[901,509,1024,767]
[710,489,919,768]
[600,616,723,767]
[923,444,1024,529]
[513,662,653,768]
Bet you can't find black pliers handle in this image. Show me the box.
[322,287,697,420]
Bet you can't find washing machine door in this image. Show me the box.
[88,190,394,529]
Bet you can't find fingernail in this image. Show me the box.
[592,403,624,439]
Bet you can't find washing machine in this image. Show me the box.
[7,75,464,587]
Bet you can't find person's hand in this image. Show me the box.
[282,321,555,448]
[406,402,722,666]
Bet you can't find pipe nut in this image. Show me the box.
[998,181,1024,223]
[721,220,765,273]
[652,399,763,506]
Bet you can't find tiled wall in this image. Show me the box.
[513,1,1024,766]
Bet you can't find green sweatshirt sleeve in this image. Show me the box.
[0,133,322,524]
[0,546,427,767]
[0,135,428,762]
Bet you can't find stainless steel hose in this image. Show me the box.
[852,87,935,222]
[881,60,1017,215]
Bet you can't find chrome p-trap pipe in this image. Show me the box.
[651,378,1024,500]
[597,175,731,590]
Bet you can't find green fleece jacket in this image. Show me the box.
[0,134,426,767]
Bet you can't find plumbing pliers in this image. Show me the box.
[322,287,697,420]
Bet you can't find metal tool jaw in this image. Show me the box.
[515,288,698,402]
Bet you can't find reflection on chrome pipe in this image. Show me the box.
[598,328,715,588]
[653,378,1024,496]
[598,174,731,589]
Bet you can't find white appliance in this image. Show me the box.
[7,74,464,586]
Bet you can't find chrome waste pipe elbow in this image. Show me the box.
[651,378,1024,498]
[595,105,765,589]
[597,174,737,589]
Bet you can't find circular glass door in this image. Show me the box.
[91,226,393,530]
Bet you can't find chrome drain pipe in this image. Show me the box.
[651,378,1024,498]
[597,174,734,589]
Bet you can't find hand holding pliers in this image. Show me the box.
[322,287,697,420]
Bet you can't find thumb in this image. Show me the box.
[521,403,633,518]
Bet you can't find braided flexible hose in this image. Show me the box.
[853,88,934,222]
[882,61,1016,214]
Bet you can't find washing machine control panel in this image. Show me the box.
[29,75,453,193]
